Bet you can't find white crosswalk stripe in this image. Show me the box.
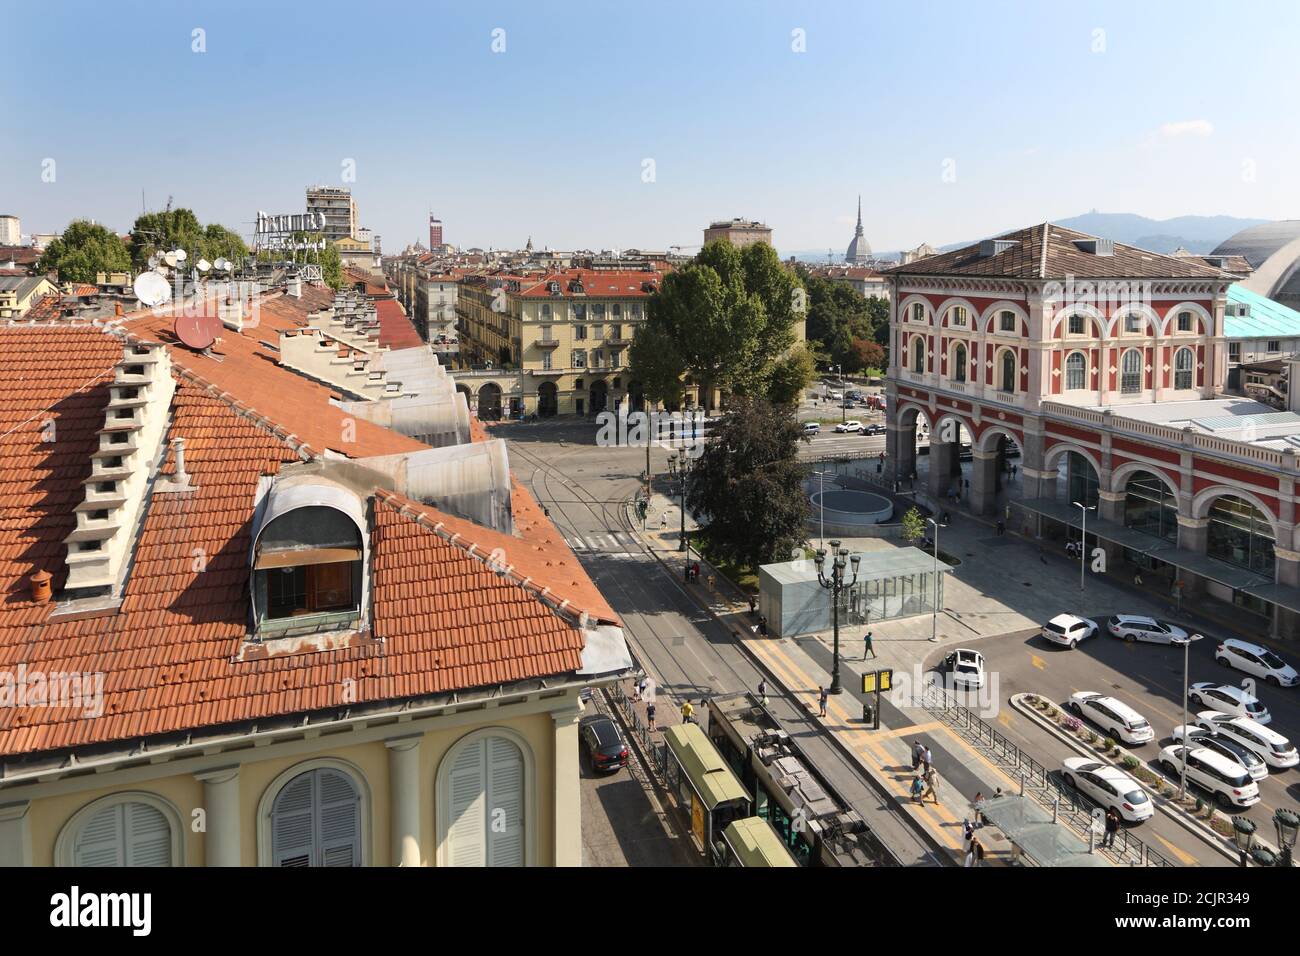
[565,531,639,553]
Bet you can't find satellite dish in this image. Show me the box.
[214,257,229,271]
[173,249,187,262]
[133,271,172,307]
[147,254,159,269]
[163,251,178,267]
[174,312,221,351]
[196,258,211,273]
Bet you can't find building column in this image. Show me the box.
[552,707,582,867]
[928,440,958,500]
[969,449,999,516]
[887,421,915,485]
[386,735,424,867]
[194,766,241,867]
[1175,515,1210,602]
[0,801,32,867]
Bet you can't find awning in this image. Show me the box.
[977,794,1111,867]
[1240,583,1300,615]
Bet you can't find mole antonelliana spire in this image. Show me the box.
[845,195,872,265]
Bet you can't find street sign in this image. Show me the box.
[861,669,893,694]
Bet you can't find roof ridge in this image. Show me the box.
[1039,221,1052,278]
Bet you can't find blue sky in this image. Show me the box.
[4,0,1298,254]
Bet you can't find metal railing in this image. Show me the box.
[920,683,1173,867]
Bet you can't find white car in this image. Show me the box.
[1215,638,1299,687]
[1060,757,1154,823]
[834,420,863,433]
[1041,613,1098,648]
[943,648,985,690]
[1171,725,1268,781]
[1067,692,1155,745]
[1106,614,1189,645]
[802,422,820,435]
[1157,743,1260,808]
[1193,712,1299,769]
[1188,682,1271,724]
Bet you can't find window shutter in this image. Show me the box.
[316,769,361,867]
[272,772,316,867]
[73,802,171,867]
[74,804,127,867]
[125,803,172,866]
[486,737,524,867]
[447,741,487,866]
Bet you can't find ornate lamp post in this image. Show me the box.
[815,540,860,695]
[1274,808,1299,867]
[669,452,691,555]
[1232,817,1256,867]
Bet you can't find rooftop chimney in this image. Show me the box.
[60,342,175,598]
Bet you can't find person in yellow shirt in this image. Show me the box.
[680,699,695,724]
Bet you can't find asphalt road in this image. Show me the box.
[922,619,1300,865]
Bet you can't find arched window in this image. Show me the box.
[1065,352,1086,390]
[64,798,175,867]
[910,302,925,323]
[1124,471,1177,542]
[912,337,925,374]
[1067,313,1085,336]
[1174,348,1194,390]
[999,350,1016,393]
[441,733,527,867]
[270,767,362,867]
[1124,313,1144,334]
[953,343,967,383]
[1207,496,1275,576]
[1120,349,1142,393]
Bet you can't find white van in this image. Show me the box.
[803,422,820,435]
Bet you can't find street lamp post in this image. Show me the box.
[669,453,690,554]
[1275,808,1299,867]
[1232,817,1256,867]
[1176,634,1204,799]
[815,540,860,695]
[927,517,941,643]
[1073,500,1096,592]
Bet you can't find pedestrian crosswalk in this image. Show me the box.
[565,531,642,554]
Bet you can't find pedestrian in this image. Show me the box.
[995,519,1005,536]
[635,676,648,701]
[963,478,970,495]
[922,746,933,773]
[681,699,694,724]
[758,616,768,637]
[963,819,975,851]
[911,740,924,772]
[707,573,715,591]
[863,630,875,659]
[1103,807,1120,848]
[646,701,657,731]
[965,835,984,867]
[1134,569,1143,586]
[748,595,757,615]
[757,679,768,707]
[972,791,985,826]
[692,561,700,580]
[818,686,828,717]
[1010,463,1017,480]
[923,767,940,804]
[910,775,926,804]
[660,513,668,530]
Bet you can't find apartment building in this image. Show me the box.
[704,218,772,248]
[306,185,358,242]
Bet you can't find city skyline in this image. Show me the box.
[5,0,1299,254]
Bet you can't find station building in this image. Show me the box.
[884,223,1300,641]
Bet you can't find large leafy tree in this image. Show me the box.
[630,241,812,409]
[37,220,131,283]
[799,265,891,369]
[685,396,809,569]
[127,207,248,269]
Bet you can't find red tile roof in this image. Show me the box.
[374,298,423,350]
[22,295,63,320]
[516,268,660,298]
[0,322,609,758]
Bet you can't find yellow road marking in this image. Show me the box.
[998,711,1013,729]
[1030,654,1045,671]
[871,720,945,741]
[1151,831,1199,867]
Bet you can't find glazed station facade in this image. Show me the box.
[884,224,1300,640]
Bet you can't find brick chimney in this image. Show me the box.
[61,342,176,597]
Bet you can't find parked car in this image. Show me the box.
[579,714,629,772]
[834,420,864,433]
[861,423,886,435]
[1157,744,1260,808]
[802,421,821,435]
[1188,683,1271,724]
[1060,758,1154,822]
[1171,724,1268,781]
[1041,613,1098,648]
[1215,638,1299,687]
[1106,614,1189,645]
[1193,712,1299,769]
[943,648,985,690]
[1067,692,1154,745]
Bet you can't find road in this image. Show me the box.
[499,420,941,865]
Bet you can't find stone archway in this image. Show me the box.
[537,381,558,417]
[477,382,503,421]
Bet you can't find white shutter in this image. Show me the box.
[486,737,524,867]
[124,802,172,866]
[316,769,361,867]
[74,804,126,867]
[446,740,487,867]
[272,772,316,866]
[73,801,172,867]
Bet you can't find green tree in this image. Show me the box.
[128,207,248,269]
[684,397,810,569]
[631,241,811,409]
[38,220,131,283]
[846,338,885,374]
[901,506,926,544]
[798,265,891,371]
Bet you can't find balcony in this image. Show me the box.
[535,338,560,348]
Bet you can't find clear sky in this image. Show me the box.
[4,0,1298,255]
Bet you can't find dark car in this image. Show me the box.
[579,714,629,772]
[861,423,885,435]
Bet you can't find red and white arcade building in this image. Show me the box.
[884,224,1300,640]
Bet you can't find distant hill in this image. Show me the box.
[785,211,1270,263]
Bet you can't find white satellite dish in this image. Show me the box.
[214,257,229,271]
[163,251,178,267]
[133,271,173,307]
[196,258,211,273]
[147,254,159,269]
[173,249,187,262]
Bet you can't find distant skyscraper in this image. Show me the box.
[845,197,871,265]
[305,186,357,241]
[0,215,20,246]
[703,218,772,248]
[429,214,443,249]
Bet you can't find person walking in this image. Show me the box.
[1102,807,1120,848]
[921,746,934,773]
[911,740,925,772]
[863,630,876,660]
[680,699,694,725]
[646,701,657,731]
[748,595,757,615]
[995,519,1005,536]
[1133,569,1144,587]
[758,616,768,637]
[965,835,984,867]
[634,676,648,702]
[757,679,768,707]
[818,686,828,717]
[972,791,985,826]
[923,767,940,804]
[910,775,926,804]
[963,819,975,853]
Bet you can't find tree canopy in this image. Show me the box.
[684,396,809,569]
[797,265,890,372]
[37,220,132,284]
[127,207,248,270]
[630,241,814,408]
